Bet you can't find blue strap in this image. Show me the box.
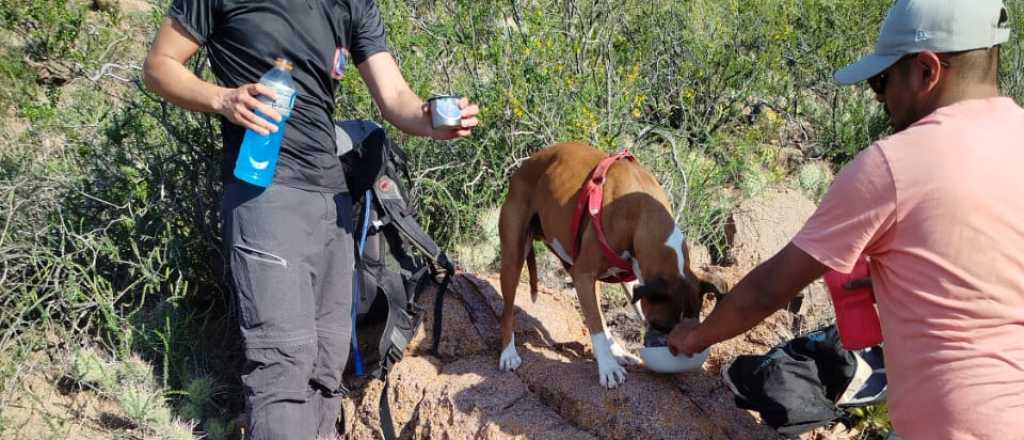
[351,189,373,377]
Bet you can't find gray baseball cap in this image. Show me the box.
[835,0,1012,85]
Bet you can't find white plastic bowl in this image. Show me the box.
[639,346,709,373]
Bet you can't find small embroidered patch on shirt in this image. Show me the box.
[332,47,349,80]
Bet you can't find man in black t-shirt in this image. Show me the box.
[142,1,479,438]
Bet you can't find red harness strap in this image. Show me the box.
[569,149,637,283]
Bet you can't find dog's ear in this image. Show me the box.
[695,271,729,299]
[632,283,671,304]
[631,285,650,304]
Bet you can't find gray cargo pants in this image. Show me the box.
[222,183,354,440]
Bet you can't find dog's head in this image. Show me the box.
[631,276,702,334]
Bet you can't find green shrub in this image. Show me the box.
[203,417,233,440]
[848,403,894,437]
[120,354,157,388]
[156,419,198,440]
[70,347,115,390]
[118,383,171,428]
[0,0,86,60]
[797,160,834,202]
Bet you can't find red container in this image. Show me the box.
[823,257,883,350]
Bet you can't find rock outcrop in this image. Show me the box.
[344,274,773,439]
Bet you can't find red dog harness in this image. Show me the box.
[568,149,637,283]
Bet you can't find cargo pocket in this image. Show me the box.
[235,244,288,267]
[231,244,301,336]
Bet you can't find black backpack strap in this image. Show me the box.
[386,202,443,260]
[370,265,415,378]
[380,374,398,440]
[351,188,374,378]
[431,267,452,355]
[376,270,438,440]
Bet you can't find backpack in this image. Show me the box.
[336,120,455,439]
[721,325,888,438]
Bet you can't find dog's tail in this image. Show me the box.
[527,246,539,303]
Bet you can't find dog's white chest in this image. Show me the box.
[665,225,687,279]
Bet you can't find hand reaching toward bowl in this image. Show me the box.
[640,319,710,373]
[667,318,707,356]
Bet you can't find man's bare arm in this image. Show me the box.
[668,243,828,355]
[357,52,479,140]
[143,18,280,135]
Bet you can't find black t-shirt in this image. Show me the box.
[169,0,389,192]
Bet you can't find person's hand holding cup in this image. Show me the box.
[425,95,479,140]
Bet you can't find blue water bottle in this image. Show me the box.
[234,57,298,187]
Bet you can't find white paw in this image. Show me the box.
[592,332,628,389]
[499,335,522,371]
[598,360,627,389]
[610,342,642,366]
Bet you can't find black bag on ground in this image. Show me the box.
[722,325,887,437]
[336,121,454,439]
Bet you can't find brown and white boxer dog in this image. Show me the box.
[497,141,704,388]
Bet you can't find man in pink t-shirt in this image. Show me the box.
[666,1,1023,438]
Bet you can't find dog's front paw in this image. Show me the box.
[592,332,628,388]
[598,362,627,389]
[610,343,642,366]
[499,336,522,371]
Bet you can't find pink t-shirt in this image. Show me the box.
[793,97,1024,440]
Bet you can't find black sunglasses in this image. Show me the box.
[867,54,951,95]
[867,70,892,95]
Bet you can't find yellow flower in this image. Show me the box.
[626,64,641,84]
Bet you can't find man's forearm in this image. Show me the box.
[143,54,226,114]
[689,243,825,349]
[355,52,441,138]
[691,262,792,347]
[378,88,433,137]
